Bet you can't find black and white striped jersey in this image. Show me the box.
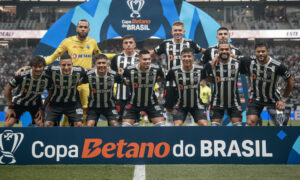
[166,65,206,108]
[200,44,241,65]
[45,65,86,105]
[154,38,203,71]
[9,69,51,107]
[123,64,165,107]
[82,70,121,108]
[206,58,242,109]
[111,52,139,101]
[240,56,292,104]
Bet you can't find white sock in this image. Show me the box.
[211,122,221,126]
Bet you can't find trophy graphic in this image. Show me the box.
[127,0,145,18]
[0,130,24,164]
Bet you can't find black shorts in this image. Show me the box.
[164,82,178,109]
[174,107,207,122]
[87,107,119,122]
[46,103,83,124]
[246,100,274,117]
[210,106,242,119]
[122,103,164,121]
[8,104,40,123]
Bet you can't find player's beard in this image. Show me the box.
[257,55,267,63]
[219,53,230,61]
[77,32,88,39]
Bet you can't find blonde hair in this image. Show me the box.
[172,21,184,27]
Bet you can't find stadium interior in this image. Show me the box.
[0,0,299,112]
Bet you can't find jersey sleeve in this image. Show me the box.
[110,55,118,72]
[166,69,175,81]
[238,56,251,75]
[200,48,211,65]
[191,41,202,54]
[92,40,102,55]
[154,42,166,55]
[277,64,292,80]
[9,75,22,88]
[203,63,213,79]
[45,39,68,65]
[157,66,166,79]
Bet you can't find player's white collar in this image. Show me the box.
[95,69,107,77]
[181,64,194,72]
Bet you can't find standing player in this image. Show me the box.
[199,79,211,112]
[206,42,243,126]
[239,42,294,126]
[45,19,114,126]
[153,21,205,126]
[83,55,120,127]
[200,27,241,64]
[166,48,207,126]
[44,54,87,127]
[4,56,50,127]
[111,35,139,123]
[122,50,165,126]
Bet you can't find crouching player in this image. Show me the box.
[44,54,87,127]
[5,56,51,127]
[82,54,120,126]
[167,48,208,126]
[122,50,165,126]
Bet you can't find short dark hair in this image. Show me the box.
[30,56,46,67]
[217,27,229,32]
[60,53,72,60]
[77,19,89,26]
[139,49,150,57]
[122,34,135,42]
[93,54,108,64]
[181,48,194,55]
[255,42,268,50]
[218,41,231,49]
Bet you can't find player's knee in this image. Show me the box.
[4,119,15,127]
[174,120,183,126]
[197,120,208,126]
[45,121,54,127]
[108,120,119,127]
[86,120,95,127]
[74,122,82,127]
[122,122,133,127]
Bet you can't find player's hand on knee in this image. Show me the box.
[5,109,16,121]
[35,109,45,122]
[276,100,285,110]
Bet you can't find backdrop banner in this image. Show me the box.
[0,127,299,165]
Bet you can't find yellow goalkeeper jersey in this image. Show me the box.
[45,36,114,69]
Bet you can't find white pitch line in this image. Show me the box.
[133,164,146,180]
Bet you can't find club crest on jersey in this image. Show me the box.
[86,45,90,49]
[0,130,24,164]
[72,53,78,59]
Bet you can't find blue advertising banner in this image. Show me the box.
[0,127,299,165]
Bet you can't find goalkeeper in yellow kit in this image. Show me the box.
[46,19,114,126]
